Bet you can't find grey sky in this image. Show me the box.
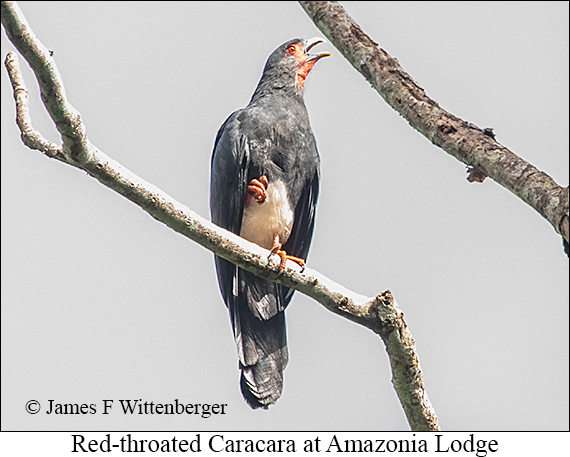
[1,1,568,432]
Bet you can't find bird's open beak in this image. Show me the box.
[304,37,331,61]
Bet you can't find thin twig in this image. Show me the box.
[4,51,64,158]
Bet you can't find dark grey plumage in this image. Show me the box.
[210,38,328,408]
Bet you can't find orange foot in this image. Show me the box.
[247,175,268,204]
[270,234,306,272]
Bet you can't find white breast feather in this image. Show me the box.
[240,179,294,250]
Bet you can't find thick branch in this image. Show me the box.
[299,1,569,247]
[1,1,439,430]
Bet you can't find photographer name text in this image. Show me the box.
[36,399,226,418]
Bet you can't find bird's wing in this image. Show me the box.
[281,163,320,304]
[210,111,249,308]
[210,112,248,237]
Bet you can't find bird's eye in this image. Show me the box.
[287,45,297,54]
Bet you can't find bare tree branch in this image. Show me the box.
[1,1,439,431]
[4,51,62,156]
[299,0,569,250]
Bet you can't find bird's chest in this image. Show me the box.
[240,179,294,250]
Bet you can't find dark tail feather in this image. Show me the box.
[240,359,282,410]
[239,334,288,409]
[234,294,289,409]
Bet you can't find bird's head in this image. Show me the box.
[256,37,331,95]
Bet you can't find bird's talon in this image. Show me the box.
[269,234,305,270]
[247,176,268,204]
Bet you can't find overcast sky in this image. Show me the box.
[1,1,568,433]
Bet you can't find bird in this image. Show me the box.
[210,37,330,409]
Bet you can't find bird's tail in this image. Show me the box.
[238,313,288,409]
[232,279,289,409]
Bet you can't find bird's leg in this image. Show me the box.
[246,175,268,204]
[270,234,306,272]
